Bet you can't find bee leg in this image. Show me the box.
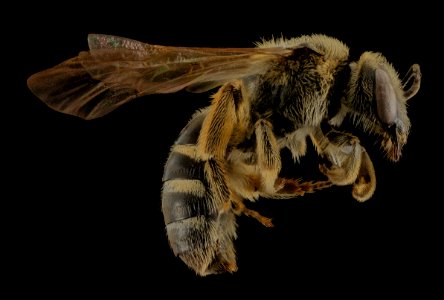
[254,119,282,194]
[190,82,241,274]
[197,82,239,159]
[311,128,376,201]
[197,81,241,215]
[255,119,331,198]
[351,149,376,202]
[231,195,274,227]
[273,178,332,197]
[222,119,278,227]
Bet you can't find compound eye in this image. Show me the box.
[375,68,397,125]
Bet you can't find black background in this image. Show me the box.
[7,1,441,297]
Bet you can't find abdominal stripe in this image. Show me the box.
[162,151,205,182]
[162,191,216,224]
[162,147,216,224]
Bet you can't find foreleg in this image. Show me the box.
[311,128,376,202]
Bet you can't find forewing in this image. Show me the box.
[27,34,289,120]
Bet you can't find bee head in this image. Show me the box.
[329,52,421,162]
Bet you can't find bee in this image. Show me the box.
[27,33,421,276]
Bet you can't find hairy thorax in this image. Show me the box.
[248,49,333,137]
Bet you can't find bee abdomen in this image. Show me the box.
[162,108,213,224]
[161,109,237,275]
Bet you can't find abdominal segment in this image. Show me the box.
[161,109,237,275]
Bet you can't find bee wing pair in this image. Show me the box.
[27,34,291,120]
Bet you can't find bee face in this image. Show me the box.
[331,52,421,161]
